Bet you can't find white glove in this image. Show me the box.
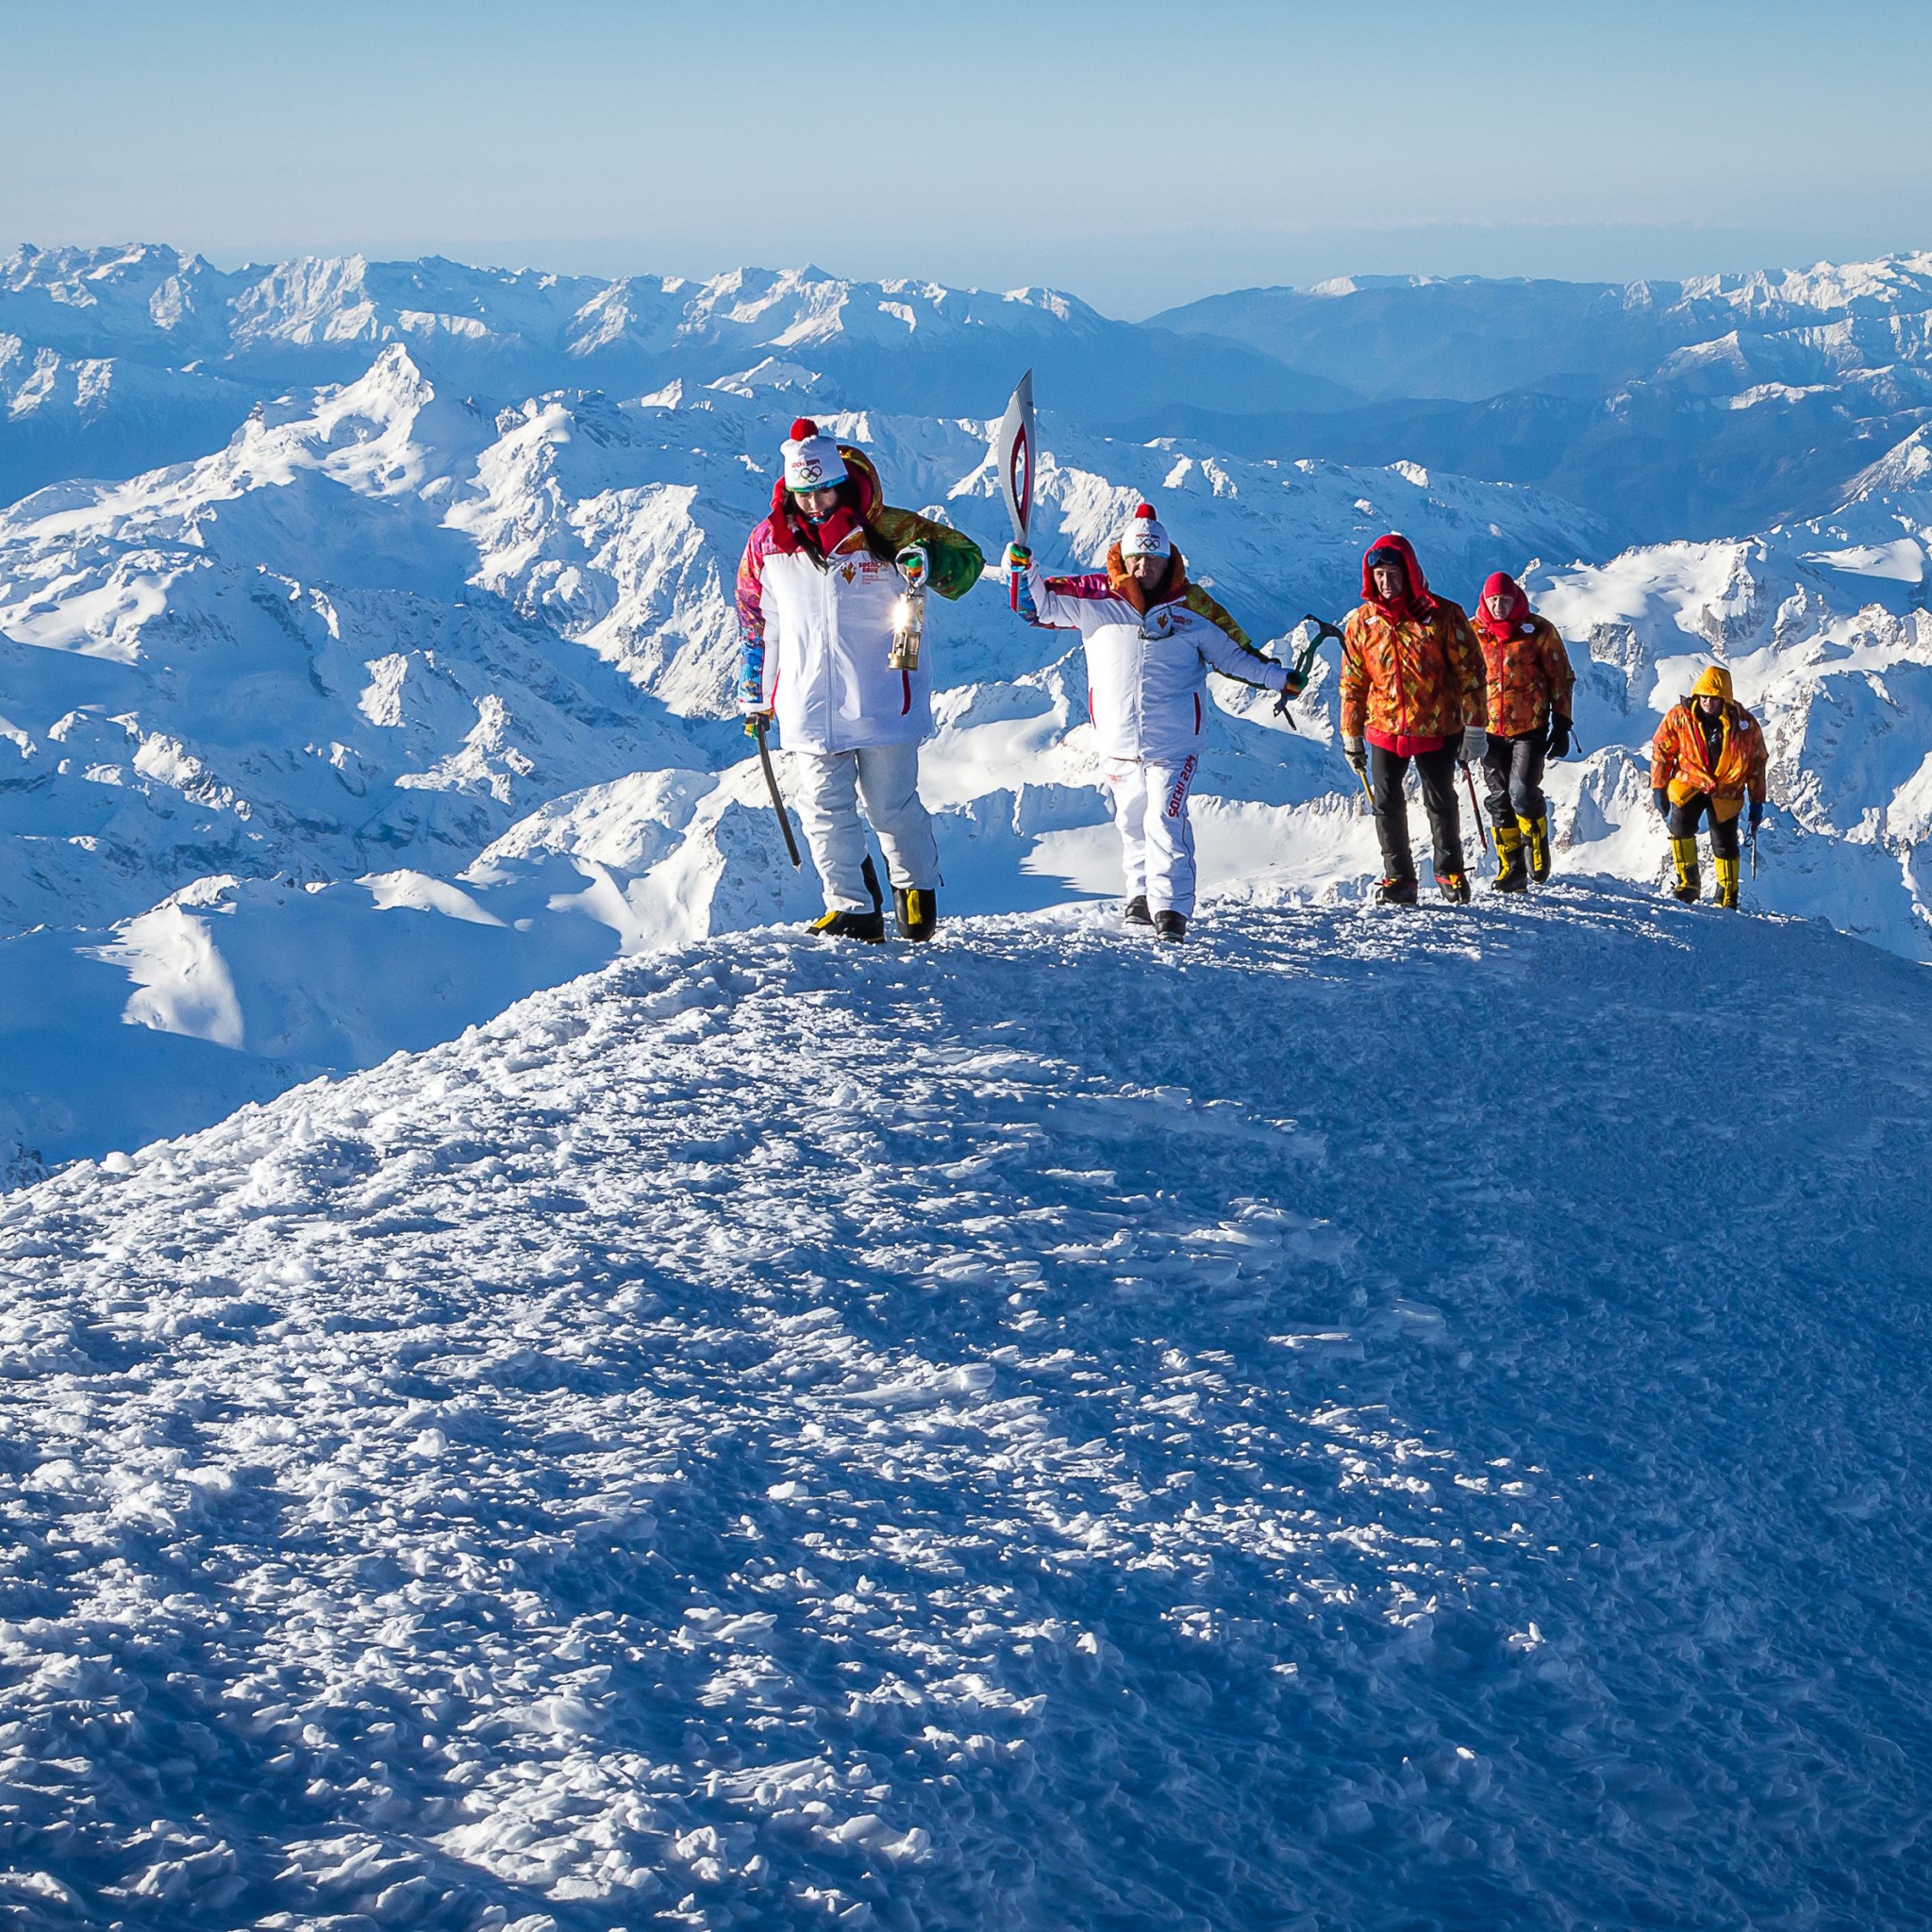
[1459,724,1488,764]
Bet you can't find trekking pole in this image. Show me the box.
[1461,759,1491,857]
[751,716,803,868]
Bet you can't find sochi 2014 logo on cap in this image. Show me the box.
[797,455,824,482]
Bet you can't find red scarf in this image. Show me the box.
[795,503,863,558]
[763,475,869,561]
[1474,570,1533,645]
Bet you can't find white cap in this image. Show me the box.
[1120,501,1171,559]
[782,416,848,493]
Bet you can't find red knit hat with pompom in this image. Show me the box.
[782,417,847,492]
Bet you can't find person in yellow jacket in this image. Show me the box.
[1649,665,1768,908]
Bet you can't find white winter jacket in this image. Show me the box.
[1017,548,1288,762]
[747,532,928,755]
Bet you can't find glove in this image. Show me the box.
[895,542,929,591]
[1342,736,1367,774]
[1281,667,1307,698]
[1459,724,1487,765]
[1749,800,1764,831]
[1653,788,1671,821]
[1002,541,1031,573]
[1545,712,1573,759]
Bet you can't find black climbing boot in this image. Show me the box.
[893,886,937,941]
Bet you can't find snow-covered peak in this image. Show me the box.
[1682,251,1932,319]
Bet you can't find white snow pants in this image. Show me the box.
[791,742,940,911]
[1106,754,1198,916]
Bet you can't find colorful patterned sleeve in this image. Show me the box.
[1339,611,1368,740]
[736,523,775,708]
[1649,711,1679,792]
[1448,607,1489,729]
[870,507,986,602]
[1744,713,1770,803]
[1187,589,1287,690]
[1032,572,1115,631]
[1540,621,1577,717]
[1181,582,1254,651]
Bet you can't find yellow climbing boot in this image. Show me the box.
[1670,836,1701,903]
[1714,856,1741,909]
[1519,810,1553,882]
[1491,820,1528,893]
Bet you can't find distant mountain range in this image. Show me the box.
[1141,258,1932,542]
[10,245,1932,542]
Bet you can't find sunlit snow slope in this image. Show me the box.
[4,889,1927,1930]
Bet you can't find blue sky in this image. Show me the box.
[4,0,1928,313]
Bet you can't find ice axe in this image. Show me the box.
[751,715,802,868]
[1272,615,1343,733]
[1349,756,1374,812]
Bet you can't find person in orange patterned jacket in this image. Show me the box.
[1649,664,1767,908]
[1340,534,1488,905]
[1473,570,1576,893]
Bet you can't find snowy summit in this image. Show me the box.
[4,891,1930,1926]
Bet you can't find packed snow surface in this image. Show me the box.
[3,890,1928,1929]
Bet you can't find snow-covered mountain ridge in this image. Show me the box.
[9,243,1932,1183]
[0,244,1351,507]
[4,891,1927,1928]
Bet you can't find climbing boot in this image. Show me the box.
[1154,910,1188,943]
[893,886,937,941]
[1436,870,1473,905]
[1714,856,1741,909]
[1490,822,1529,893]
[1670,836,1702,903]
[1374,874,1419,907]
[809,907,885,942]
[1521,810,1553,883]
[1123,894,1153,926]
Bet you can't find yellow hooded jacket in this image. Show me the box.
[1649,666,1768,817]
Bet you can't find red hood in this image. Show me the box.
[1475,569,1533,644]
[1362,533,1436,620]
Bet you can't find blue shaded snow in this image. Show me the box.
[1,886,1927,1929]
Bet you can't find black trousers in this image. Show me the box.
[1370,743,1464,881]
[1482,729,1547,828]
[1668,792,1741,859]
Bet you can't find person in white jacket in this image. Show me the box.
[738,419,983,941]
[1004,503,1302,941]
